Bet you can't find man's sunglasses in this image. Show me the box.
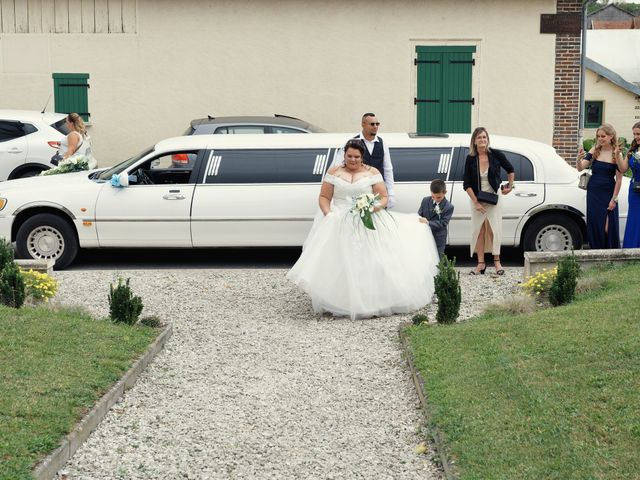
[367,122,380,126]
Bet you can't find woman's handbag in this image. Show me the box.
[50,151,63,166]
[578,171,591,190]
[476,190,499,205]
[476,159,499,205]
[578,152,592,190]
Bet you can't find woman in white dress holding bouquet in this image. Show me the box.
[287,139,439,319]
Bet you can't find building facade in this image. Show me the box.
[0,0,582,165]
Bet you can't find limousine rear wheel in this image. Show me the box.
[523,214,582,252]
[16,213,79,270]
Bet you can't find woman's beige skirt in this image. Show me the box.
[469,197,503,257]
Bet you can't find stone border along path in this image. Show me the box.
[34,325,173,480]
[49,267,521,479]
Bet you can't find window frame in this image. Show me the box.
[584,100,603,129]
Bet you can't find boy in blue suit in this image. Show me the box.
[418,179,454,259]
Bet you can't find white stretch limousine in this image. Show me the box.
[0,133,628,269]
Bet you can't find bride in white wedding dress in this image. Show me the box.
[287,139,440,319]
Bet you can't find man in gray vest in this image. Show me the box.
[331,112,396,207]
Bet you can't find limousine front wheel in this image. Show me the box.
[16,213,79,270]
[523,214,582,252]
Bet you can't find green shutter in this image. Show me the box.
[416,46,475,134]
[52,73,90,122]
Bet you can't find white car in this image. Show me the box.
[0,110,97,180]
[0,133,628,269]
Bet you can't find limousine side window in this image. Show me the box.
[201,148,332,184]
[390,148,453,182]
[129,151,201,185]
[451,148,534,182]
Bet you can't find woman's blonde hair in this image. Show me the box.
[469,127,490,156]
[628,121,640,158]
[67,113,87,137]
[593,123,618,160]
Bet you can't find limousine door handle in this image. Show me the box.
[515,192,537,198]
[162,193,185,200]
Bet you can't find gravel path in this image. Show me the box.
[53,267,522,479]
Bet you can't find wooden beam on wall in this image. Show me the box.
[27,0,43,33]
[1,0,16,33]
[81,0,94,33]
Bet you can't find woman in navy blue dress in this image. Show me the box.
[622,122,640,248]
[577,124,623,249]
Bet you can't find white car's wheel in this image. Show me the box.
[523,214,583,252]
[16,213,78,269]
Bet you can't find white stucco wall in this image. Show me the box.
[583,69,640,142]
[0,0,557,166]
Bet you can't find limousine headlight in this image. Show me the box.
[0,198,6,211]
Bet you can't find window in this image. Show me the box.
[452,148,534,182]
[390,147,452,182]
[271,126,305,134]
[129,151,201,185]
[53,73,90,121]
[215,126,266,134]
[202,148,331,184]
[0,121,29,142]
[585,101,603,128]
[501,151,534,182]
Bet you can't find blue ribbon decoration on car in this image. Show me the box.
[110,174,123,187]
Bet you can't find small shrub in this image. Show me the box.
[411,313,429,326]
[483,294,538,316]
[20,269,58,302]
[434,255,461,324]
[139,315,163,328]
[0,238,14,270]
[0,262,26,308]
[549,253,580,306]
[521,267,557,298]
[108,278,144,325]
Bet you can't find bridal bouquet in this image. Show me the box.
[40,155,90,176]
[350,193,380,230]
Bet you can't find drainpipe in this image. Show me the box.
[578,0,597,148]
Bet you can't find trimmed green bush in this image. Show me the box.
[434,255,461,324]
[411,313,429,326]
[0,239,25,308]
[139,315,163,328]
[0,238,14,269]
[549,252,580,307]
[108,278,144,324]
[0,261,25,308]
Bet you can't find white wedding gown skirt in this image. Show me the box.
[287,173,439,319]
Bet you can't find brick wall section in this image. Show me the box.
[553,0,582,165]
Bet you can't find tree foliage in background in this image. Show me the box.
[586,1,640,15]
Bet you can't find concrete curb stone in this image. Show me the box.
[32,323,173,480]
[399,324,458,480]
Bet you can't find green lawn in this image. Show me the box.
[0,306,158,479]
[407,263,640,480]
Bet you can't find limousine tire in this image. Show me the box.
[16,213,79,270]
[523,214,582,252]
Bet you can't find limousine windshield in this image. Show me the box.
[96,147,154,181]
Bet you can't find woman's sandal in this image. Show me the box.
[469,262,486,275]
[494,261,505,275]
